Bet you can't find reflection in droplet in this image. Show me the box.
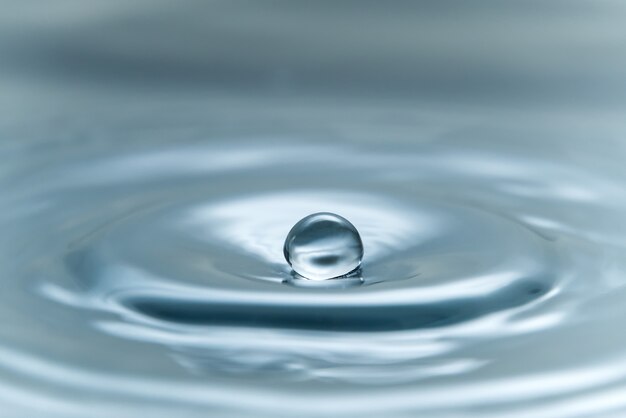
[283,212,364,280]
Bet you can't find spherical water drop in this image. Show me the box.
[283,212,364,280]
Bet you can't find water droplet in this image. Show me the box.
[283,212,364,280]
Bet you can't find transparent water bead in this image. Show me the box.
[283,212,364,280]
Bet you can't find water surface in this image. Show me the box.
[1,2,626,417]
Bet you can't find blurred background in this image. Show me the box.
[3,1,626,108]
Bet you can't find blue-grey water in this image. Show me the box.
[2,1,626,417]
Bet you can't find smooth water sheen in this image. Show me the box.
[2,2,626,417]
[284,212,364,280]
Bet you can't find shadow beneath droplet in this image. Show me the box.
[283,269,364,289]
